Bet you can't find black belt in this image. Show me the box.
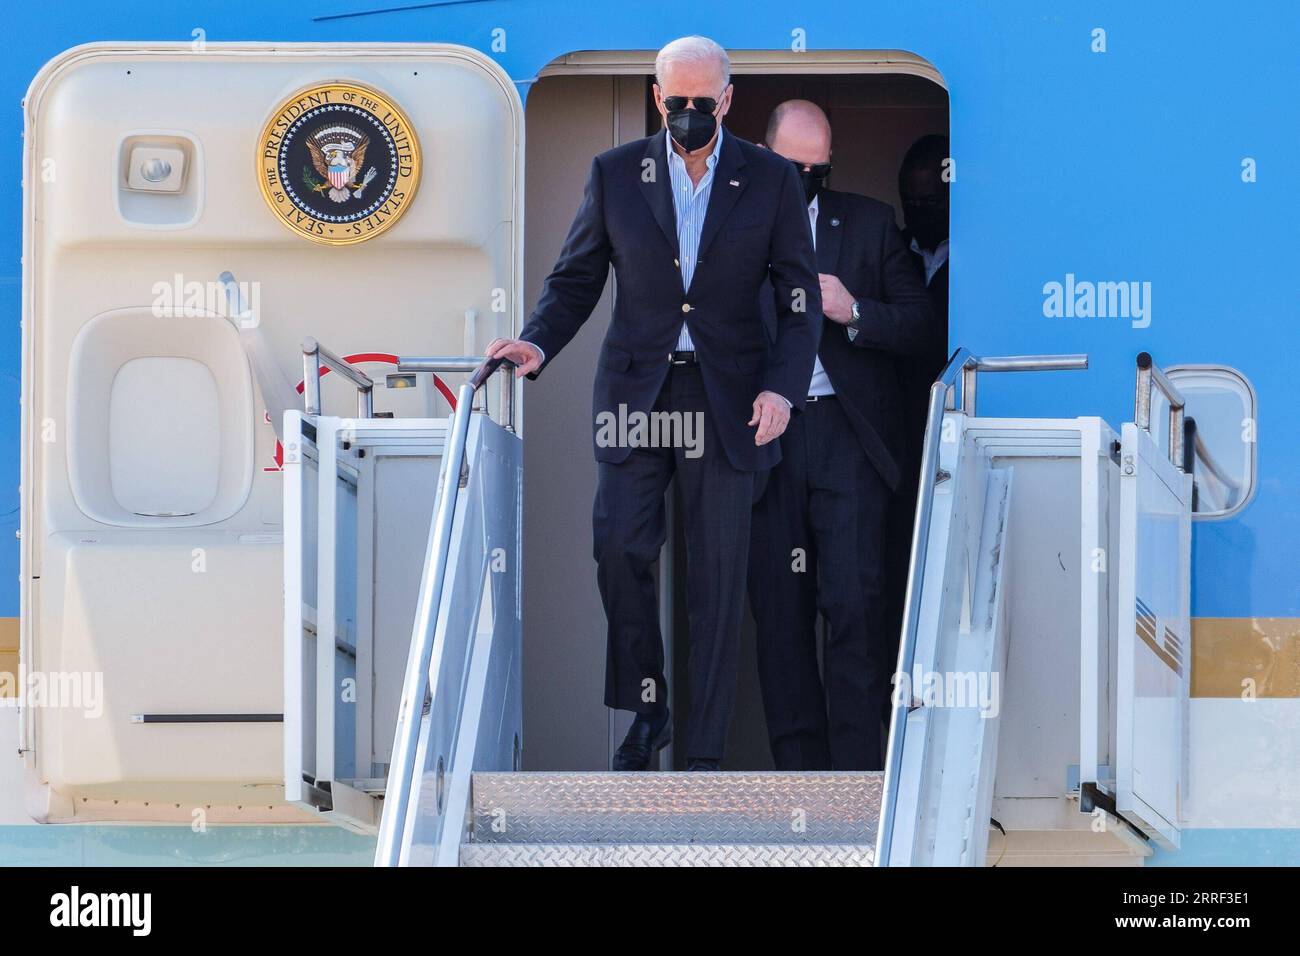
[805,393,837,403]
[668,350,699,365]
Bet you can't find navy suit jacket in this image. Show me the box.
[519,129,821,472]
[759,188,934,491]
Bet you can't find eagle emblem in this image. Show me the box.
[258,82,421,245]
[305,125,378,203]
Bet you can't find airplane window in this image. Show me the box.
[1150,366,1257,519]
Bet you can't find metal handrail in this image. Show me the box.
[299,344,517,432]
[218,273,302,443]
[1134,352,1186,470]
[398,355,516,432]
[957,353,1089,416]
[302,337,374,418]
[374,354,512,867]
[875,347,1089,867]
[396,357,481,373]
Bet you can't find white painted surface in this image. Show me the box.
[1184,698,1300,828]
[0,709,31,825]
[21,44,522,821]
[109,356,221,516]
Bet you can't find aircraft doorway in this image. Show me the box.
[521,56,950,771]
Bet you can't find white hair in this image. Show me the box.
[655,35,731,89]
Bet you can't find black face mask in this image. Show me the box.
[798,168,826,204]
[904,205,948,250]
[788,160,831,205]
[667,107,718,153]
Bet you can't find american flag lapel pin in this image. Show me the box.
[729,179,740,187]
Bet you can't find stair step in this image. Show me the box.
[460,842,876,867]
[469,771,882,845]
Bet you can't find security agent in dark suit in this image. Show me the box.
[748,101,932,771]
[882,135,951,742]
[488,37,820,771]
[894,134,951,486]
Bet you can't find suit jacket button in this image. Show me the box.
[674,258,680,267]
[681,303,691,312]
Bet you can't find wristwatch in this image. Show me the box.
[849,300,861,325]
[847,300,861,341]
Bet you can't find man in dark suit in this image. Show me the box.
[488,37,819,771]
[747,101,932,771]
[881,136,952,742]
[894,134,951,486]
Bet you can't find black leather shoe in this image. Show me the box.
[686,757,720,772]
[612,709,671,771]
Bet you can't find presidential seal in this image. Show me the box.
[258,83,421,245]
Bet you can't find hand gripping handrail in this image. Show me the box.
[398,355,516,432]
[875,348,1088,867]
[374,355,513,867]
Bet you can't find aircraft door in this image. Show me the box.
[21,42,522,820]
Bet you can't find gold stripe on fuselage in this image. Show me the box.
[0,617,1295,699]
[1192,617,1300,699]
[0,617,16,698]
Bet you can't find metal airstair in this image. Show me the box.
[283,343,1200,867]
[458,772,880,866]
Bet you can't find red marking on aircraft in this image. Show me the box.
[263,352,458,471]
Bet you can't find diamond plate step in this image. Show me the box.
[460,842,875,867]
[469,772,881,845]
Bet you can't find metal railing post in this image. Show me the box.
[301,337,375,418]
[374,380,474,867]
[960,359,978,415]
[1135,358,1153,432]
[373,355,513,867]
[1134,352,1187,471]
[302,339,322,417]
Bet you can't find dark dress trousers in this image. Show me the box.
[749,188,932,771]
[519,130,820,760]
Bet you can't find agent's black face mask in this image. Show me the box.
[791,160,832,204]
[903,198,948,250]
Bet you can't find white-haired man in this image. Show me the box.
[488,36,820,770]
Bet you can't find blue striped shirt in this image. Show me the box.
[666,126,725,352]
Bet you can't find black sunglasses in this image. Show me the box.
[790,159,833,179]
[662,94,722,114]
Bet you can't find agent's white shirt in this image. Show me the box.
[910,236,949,285]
